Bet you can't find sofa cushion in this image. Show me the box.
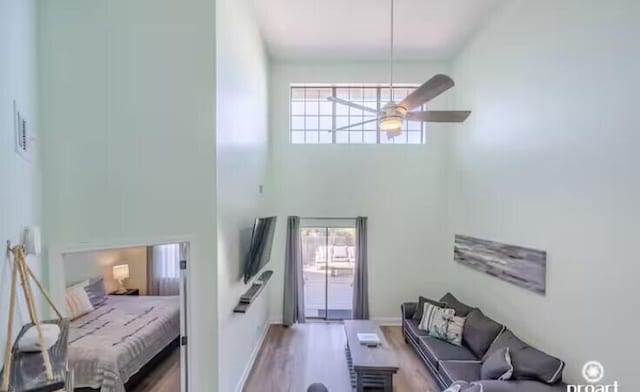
[419,336,477,367]
[463,308,505,358]
[484,330,564,384]
[474,380,568,392]
[413,296,448,322]
[481,347,513,380]
[440,293,474,316]
[439,361,482,385]
[405,318,429,338]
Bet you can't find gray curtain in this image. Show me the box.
[283,216,305,326]
[352,216,369,320]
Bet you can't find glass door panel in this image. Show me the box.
[301,228,327,319]
[326,228,355,320]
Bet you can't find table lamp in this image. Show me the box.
[112,264,130,293]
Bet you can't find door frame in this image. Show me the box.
[300,218,356,321]
[48,234,194,392]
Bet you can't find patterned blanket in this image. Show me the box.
[68,295,180,392]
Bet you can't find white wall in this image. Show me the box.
[63,247,148,295]
[38,1,217,390]
[449,0,639,386]
[216,0,271,390]
[267,61,456,322]
[0,0,40,366]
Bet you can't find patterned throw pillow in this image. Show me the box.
[418,303,455,332]
[65,284,95,320]
[418,303,468,345]
[429,312,467,346]
[84,278,108,308]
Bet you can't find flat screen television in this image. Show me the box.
[243,216,277,283]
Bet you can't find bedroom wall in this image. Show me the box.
[0,0,41,366]
[63,247,148,295]
[266,61,455,322]
[38,1,217,390]
[215,0,270,391]
[448,0,639,385]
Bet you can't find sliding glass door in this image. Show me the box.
[301,224,356,320]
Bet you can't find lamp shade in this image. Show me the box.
[112,264,130,280]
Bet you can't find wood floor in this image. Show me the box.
[243,323,439,392]
[130,347,180,392]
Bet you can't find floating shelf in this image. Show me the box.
[233,270,273,314]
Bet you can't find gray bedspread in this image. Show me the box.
[68,295,180,392]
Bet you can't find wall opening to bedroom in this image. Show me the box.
[61,242,189,392]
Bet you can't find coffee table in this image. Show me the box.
[344,320,399,392]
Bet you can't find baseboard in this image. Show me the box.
[234,320,273,392]
[372,317,402,326]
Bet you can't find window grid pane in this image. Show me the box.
[290,85,426,144]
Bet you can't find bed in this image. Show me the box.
[68,295,180,392]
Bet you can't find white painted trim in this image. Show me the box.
[234,320,275,392]
[47,234,196,392]
[372,317,402,326]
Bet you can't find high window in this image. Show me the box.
[290,85,426,144]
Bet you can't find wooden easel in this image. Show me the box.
[2,243,63,391]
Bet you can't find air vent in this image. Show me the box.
[14,100,32,161]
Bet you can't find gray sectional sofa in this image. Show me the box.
[401,293,567,392]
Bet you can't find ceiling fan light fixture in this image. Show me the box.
[379,116,403,132]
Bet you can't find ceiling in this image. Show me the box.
[250,0,505,61]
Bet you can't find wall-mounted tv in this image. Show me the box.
[243,216,277,284]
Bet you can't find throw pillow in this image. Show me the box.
[413,296,448,322]
[84,278,108,308]
[481,347,514,380]
[484,330,565,384]
[440,292,474,316]
[463,308,505,358]
[65,284,95,320]
[429,313,466,346]
[418,303,455,332]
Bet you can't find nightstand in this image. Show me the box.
[110,288,140,296]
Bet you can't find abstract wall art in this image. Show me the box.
[454,234,547,295]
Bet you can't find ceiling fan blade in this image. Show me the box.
[327,96,379,114]
[406,110,471,123]
[398,74,455,110]
[335,118,378,131]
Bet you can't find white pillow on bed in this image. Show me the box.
[65,284,95,319]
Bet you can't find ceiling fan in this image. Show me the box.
[326,0,471,138]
